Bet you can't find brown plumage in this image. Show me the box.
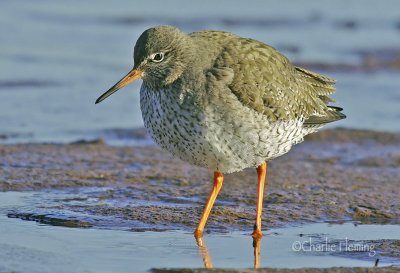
[96,26,346,239]
[190,31,345,125]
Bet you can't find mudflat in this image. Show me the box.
[1,128,399,231]
[1,128,399,271]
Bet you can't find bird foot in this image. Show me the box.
[251,229,263,240]
[194,229,204,239]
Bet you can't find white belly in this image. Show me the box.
[140,84,313,173]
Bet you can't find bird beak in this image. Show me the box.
[95,68,143,104]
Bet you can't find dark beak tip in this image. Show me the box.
[95,68,142,105]
[95,88,116,105]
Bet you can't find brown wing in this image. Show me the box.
[211,37,345,124]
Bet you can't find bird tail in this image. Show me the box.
[304,106,346,125]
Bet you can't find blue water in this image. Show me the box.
[1,191,398,273]
[1,0,400,143]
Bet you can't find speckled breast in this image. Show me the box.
[140,84,209,167]
[139,83,310,173]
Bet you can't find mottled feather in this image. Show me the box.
[190,31,345,126]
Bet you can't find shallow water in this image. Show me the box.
[1,0,400,144]
[0,218,388,273]
[1,191,399,272]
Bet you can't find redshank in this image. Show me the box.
[96,25,345,239]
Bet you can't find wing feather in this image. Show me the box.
[209,37,345,125]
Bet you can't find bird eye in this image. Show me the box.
[150,52,164,62]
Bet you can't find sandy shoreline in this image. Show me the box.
[151,267,400,273]
[1,128,399,228]
[0,129,400,227]
[1,128,399,268]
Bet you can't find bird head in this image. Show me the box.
[96,26,194,104]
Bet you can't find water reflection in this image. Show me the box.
[195,236,263,269]
[195,236,214,269]
[253,237,261,269]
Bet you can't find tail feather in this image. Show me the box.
[304,106,346,126]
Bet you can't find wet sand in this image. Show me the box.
[1,128,399,229]
[152,267,400,273]
[1,128,399,270]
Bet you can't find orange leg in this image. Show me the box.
[252,161,267,239]
[194,171,224,238]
